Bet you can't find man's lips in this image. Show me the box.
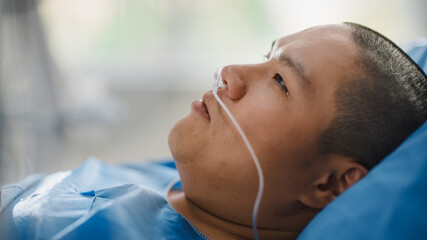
[191,95,210,121]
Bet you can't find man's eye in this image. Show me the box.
[274,73,289,96]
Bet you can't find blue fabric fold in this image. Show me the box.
[0,158,205,240]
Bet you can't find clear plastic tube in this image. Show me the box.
[212,65,264,240]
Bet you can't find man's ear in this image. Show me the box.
[299,155,368,209]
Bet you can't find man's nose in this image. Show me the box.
[220,64,251,100]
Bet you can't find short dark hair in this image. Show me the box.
[319,22,427,169]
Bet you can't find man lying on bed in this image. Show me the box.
[1,22,426,240]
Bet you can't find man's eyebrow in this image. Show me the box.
[279,54,311,88]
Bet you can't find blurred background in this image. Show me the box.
[1,0,426,184]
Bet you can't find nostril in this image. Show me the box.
[213,65,228,94]
[218,79,228,89]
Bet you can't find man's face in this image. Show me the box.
[168,24,358,225]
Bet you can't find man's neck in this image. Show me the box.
[168,191,317,240]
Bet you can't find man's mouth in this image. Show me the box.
[200,99,210,119]
[191,98,210,121]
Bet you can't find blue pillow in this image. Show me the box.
[298,43,427,240]
[404,38,427,72]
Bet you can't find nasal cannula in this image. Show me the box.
[212,65,264,240]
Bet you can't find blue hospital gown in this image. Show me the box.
[0,158,208,240]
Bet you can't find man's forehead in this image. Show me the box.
[274,24,351,49]
[270,24,356,66]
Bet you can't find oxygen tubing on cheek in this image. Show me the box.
[212,65,265,240]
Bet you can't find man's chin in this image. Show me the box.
[168,115,196,162]
[168,118,185,158]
